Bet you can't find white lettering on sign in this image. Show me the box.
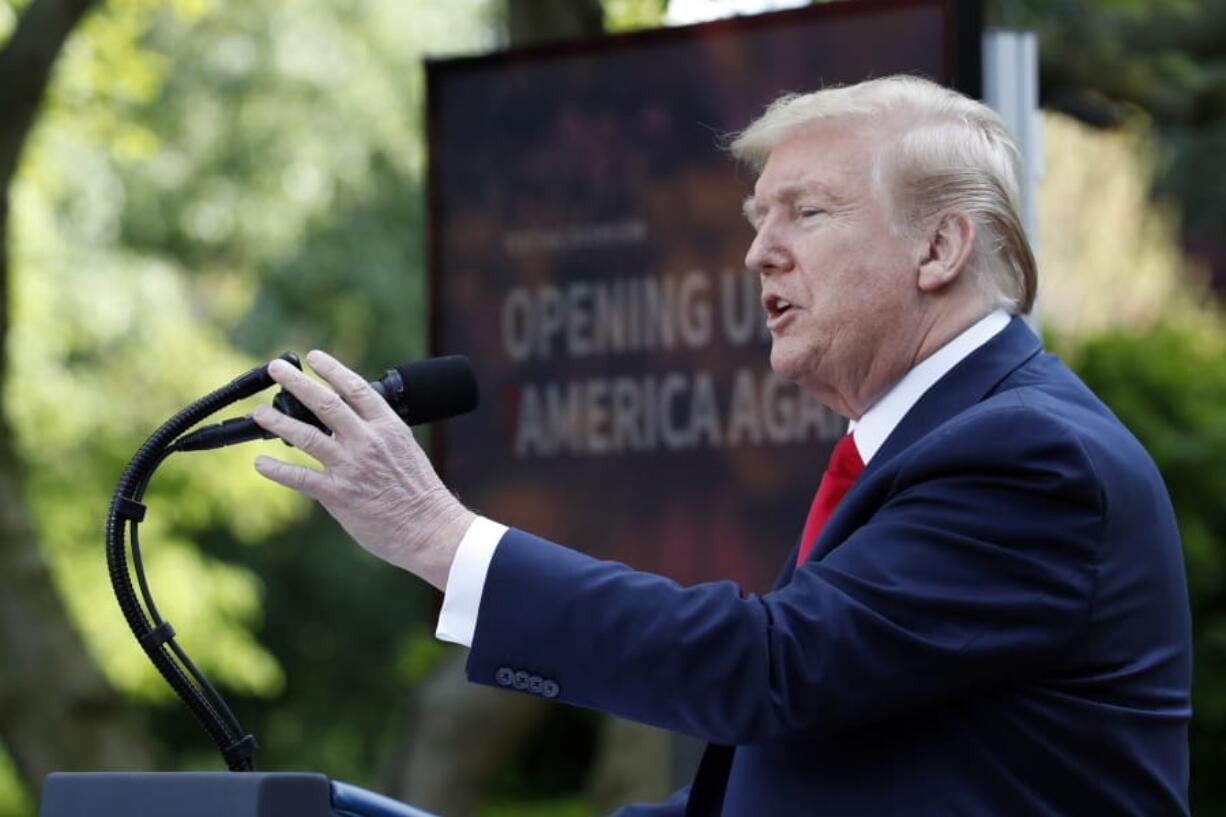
[500,271,731,362]
[512,369,842,458]
[500,269,844,459]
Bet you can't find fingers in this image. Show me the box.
[304,350,392,422]
[254,455,331,499]
[267,357,362,437]
[252,405,344,467]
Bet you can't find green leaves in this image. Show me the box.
[996,0,1226,264]
[1064,321,1226,808]
[6,0,494,730]
[6,0,501,790]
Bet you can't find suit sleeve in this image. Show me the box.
[465,406,1104,744]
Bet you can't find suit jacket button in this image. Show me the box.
[528,676,543,694]
[541,680,560,699]
[495,667,515,687]
[513,671,531,690]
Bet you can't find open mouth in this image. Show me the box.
[764,294,795,320]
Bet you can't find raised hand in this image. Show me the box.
[251,350,475,590]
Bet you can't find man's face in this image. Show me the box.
[743,121,923,418]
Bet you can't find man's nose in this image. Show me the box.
[744,227,791,275]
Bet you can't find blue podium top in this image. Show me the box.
[40,772,439,817]
[331,780,437,817]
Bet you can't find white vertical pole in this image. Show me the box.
[982,29,1042,324]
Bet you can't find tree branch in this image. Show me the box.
[0,0,99,191]
[0,0,100,399]
[0,0,159,790]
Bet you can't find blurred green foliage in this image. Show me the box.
[603,0,668,32]
[0,748,30,817]
[76,0,498,785]
[1060,321,1226,812]
[477,799,593,817]
[994,0,1226,269]
[3,0,497,810]
[8,0,298,704]
[484,708,601,811]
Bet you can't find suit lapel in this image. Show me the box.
[802,317,1043,565]
[772,540,800,589]
[863,317,1042,479]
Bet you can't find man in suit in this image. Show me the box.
[251,76,1192,815]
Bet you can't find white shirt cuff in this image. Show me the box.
[435,516,508,647]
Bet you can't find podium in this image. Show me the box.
[40,772,438,817]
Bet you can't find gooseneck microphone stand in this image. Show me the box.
[44,353,444,817]
[104,354,303,771]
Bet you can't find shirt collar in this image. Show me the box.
[848,309,1011,464]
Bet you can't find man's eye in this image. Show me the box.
[798,207,826,218]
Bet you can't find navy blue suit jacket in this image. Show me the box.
[466,319,1192,815]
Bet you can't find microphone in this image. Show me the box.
[176,354,479,452]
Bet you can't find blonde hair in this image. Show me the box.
[731,75,1036,314]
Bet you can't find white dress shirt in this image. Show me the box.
[436,309,1012,647]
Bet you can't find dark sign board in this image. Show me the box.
[427,0,981,593]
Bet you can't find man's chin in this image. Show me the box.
[768,347,805,384]
[769,347,837,406]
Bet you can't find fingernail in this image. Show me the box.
[252,405,271,421]
[306,350,326,367]
[268,359,289,376]
[254,456,270,472]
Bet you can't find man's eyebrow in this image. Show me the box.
[743,181,843,223]
[777,180,841,203]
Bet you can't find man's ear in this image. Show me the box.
[917,212,975,293]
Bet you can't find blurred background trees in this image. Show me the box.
[1,0,1225,815]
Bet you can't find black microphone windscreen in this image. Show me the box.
[391,355,479,425]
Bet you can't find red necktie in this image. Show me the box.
[796,433,865,565]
